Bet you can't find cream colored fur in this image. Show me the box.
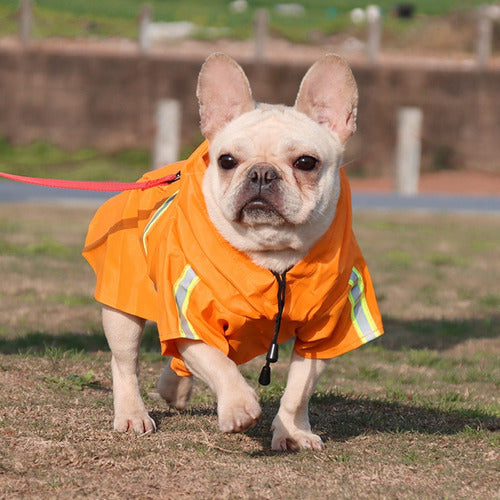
[102,53,358,450]
[102,306,155,434]
[202,106,343,273]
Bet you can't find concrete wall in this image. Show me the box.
[1,43,499,174]
[352,64,500,173]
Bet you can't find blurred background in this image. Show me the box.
[0,0,499,194]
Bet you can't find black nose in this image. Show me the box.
[247,165,280,187]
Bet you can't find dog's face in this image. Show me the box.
[208,104,342,228]
[198,54,358,272]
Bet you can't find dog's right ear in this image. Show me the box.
[197,53,254,141]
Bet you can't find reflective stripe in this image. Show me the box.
[142,191,178,255]
[348,267,381,344]
[173,265,200,339]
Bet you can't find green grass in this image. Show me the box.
[48,293,96,307]
[0,135,209,183]
[41,369,98,391]
[0,0,497,42]
[0,238,74,259]
[0,136,150,183]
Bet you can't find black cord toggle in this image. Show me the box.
[259,269,288,386]
[258,364,271,386]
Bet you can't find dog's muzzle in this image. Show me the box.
[237,164,285,224]
[247,164,280,189]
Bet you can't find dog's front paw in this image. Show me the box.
[271,418,324,451]
[217,388,262,433]
[271,429,324,451]
[114,411,156,434]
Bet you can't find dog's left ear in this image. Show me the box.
[295,54,358,144]
[197,53,254,141]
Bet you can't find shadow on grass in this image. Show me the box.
[245,394,500,456]
[1,316,498,355]
[150,406,217,429]
[149,392,499,453]
[377,315,499,351]
[311,394,500,437]
[0,323,161,355]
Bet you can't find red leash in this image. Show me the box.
[0,171,179,191]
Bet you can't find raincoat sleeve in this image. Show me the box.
[294,258,384,360]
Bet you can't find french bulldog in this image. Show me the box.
[87,53,383,451]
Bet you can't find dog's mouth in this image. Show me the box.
[238,197,285,225]
[244,197,275,212]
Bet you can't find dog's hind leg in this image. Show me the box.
[102,305,156,434]
[157,363,193,410]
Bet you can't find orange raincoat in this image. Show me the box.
[83,141,383,376]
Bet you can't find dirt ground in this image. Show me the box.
[2,25,499,69]
[0,206,499,499]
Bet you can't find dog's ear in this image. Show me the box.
[197,53,254,141]
[294,54,358,144]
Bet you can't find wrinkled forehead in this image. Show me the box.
[209,107,341,163]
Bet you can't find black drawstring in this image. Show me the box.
[258,269,288,386]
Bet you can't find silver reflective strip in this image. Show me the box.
[142,191,178,255]
[348,267,380,343]
[174,266,200,339]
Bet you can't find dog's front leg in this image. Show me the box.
[102,305,156,434]
[176,339,262,432]
[271,351,330,451]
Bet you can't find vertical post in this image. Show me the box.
[138,4,153,53]
[395,107,423,197]
[254,9,269,62]
[153,99,181,169]
[476,6,493,68]
[366,5,381,64]
[19,0,32,47]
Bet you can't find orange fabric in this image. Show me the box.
[83,141,384,377]
[83,159,184,322]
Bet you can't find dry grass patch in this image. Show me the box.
[0,203,499,499]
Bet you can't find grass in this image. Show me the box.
[0,0,497,43]
[0,136,151,183]
[41,369,98,391]
[0,135,207,183]
[0,204,498,498]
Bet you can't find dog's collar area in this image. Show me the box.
[258,269,289,386]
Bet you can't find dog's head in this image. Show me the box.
[198,53,358,272]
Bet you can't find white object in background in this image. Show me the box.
[19,0,32,47]
[153,100,181,170]
[138,4,153,52]
[476,5,497,68]
[350,8,366,25]
[254,9,269,62]
[395,107,423,197]
[275,4,306,17]
[366,5,382,64]
[229,0,248,14]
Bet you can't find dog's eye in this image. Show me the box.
[293,156,318,171]
[218,154,238,170]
